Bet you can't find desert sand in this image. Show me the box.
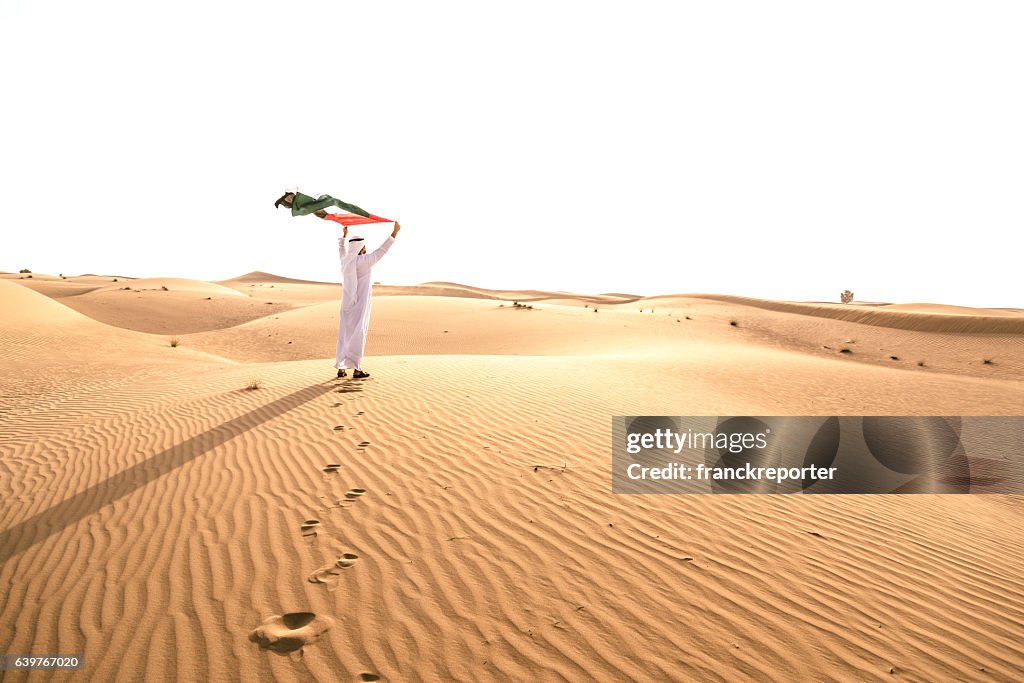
[1,271,1023,682]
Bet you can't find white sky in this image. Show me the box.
[1,1,1021,306]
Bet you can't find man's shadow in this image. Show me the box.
[0,381,336,567]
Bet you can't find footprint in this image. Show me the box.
[332,489,367,509]
[308,553,360,589]
[333,425,347,431]
[301,520,320,537]
[249,612,332,659]
[358,441,371,449]
[323,464,341,474]
[336,552,359,568]
[360,675,381,682]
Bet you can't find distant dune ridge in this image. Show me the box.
[221,271,339,286]
[1,271,1023,681]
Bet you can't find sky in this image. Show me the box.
[1,1,1022,306]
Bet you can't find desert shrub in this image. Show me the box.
[840,290,854,304]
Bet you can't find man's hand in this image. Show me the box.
[343,226,349,237]
[391,221,402,238]
[314,210,328,218]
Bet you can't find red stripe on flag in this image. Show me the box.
[320,213,392,227]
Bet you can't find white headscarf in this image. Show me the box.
[345,236,365,261]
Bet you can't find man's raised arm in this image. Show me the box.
[364,222,401,267]
[334,223,350,264]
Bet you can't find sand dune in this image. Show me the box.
[1,272,135,284]
[181,296,728,363]
[884,302,1024,317]
[664,294,1024,334]
[90,277,247,297]
[420,280,640,304]
[0,277,95,328]
[38,278,295,334]
[2,275,1023,681]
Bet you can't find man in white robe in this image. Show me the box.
[335,222,402,378]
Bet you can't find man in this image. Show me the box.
[334,220,402,378]
[274,189,371,218]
